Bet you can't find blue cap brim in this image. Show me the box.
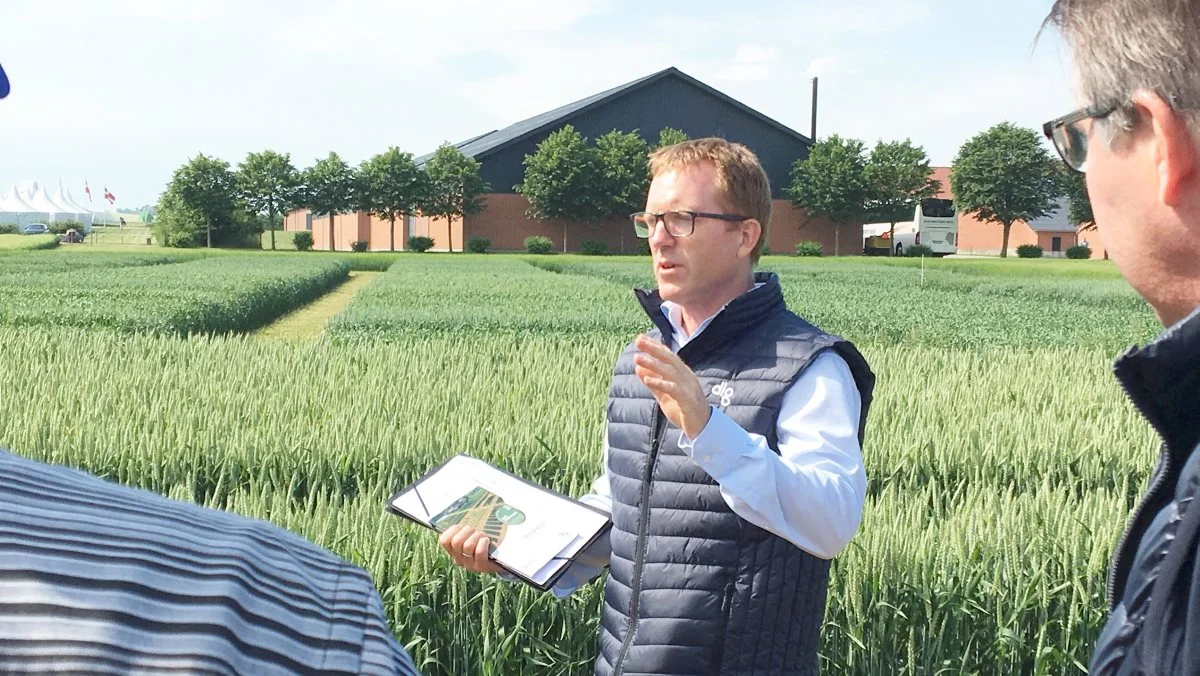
[0,62,9,99]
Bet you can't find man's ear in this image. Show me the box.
[1134,90,1198,206]
[738,219,762,258]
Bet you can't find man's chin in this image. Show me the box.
[654,277,679,298]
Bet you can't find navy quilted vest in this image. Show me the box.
[595,272,874,676]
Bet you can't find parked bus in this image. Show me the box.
[863,198,958,256]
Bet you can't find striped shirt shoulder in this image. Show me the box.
[0,449,420,675]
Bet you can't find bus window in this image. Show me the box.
[920,199,956,218]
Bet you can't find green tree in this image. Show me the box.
[421,144,488,253]
[153,191,203,248]
[1061,168,1095,230]
[950,123,1062,257]
[655,127,689,149]
[595,129,651,218]
[865,139,941,253]
[786,135,870,255]
[358,148,425,252]
[237,150,300,251]
[155,153,240,248]
[300,152,356,252]
[516,125,605,252]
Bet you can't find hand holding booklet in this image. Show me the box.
[387,454,611,591]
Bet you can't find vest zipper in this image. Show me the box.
[1107,376,1174,608]
[708,579,735,675]
[613,407,666,676]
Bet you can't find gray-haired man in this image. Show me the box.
[1042,1,1200,672]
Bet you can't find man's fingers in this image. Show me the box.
[633,353,673,379]
[474,536,492,560]
[472,540,501,571]
[463,535,501,573]
[437,525,505,574]
[634,363,663,384]
[634,333,673,358]
[441,526,481,569]
[462,531,482,558]
[638,374,674,395]
[634,365,669,395]
[439,525,467,556]
[636,345,683,372]
[438,524,461,550]
[472,536,503,574]
[449,526,474,553]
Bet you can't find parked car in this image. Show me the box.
[19,222,49,235]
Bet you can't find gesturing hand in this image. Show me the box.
[633,334,712,440]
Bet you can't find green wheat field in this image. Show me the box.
[0,248,1161,674]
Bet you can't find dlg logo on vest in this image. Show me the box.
[711,381,734,408]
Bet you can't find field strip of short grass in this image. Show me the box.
[254,271,381,340]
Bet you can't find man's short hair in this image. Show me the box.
[1044,0,1200,142]
[649,137,772,263]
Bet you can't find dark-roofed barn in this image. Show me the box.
[286,67,852,254]
[421,67,811,201]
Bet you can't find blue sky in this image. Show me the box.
[0,0,1077,207]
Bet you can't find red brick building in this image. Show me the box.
[930,167,1101,257]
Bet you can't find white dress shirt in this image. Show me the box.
[533,286,867,598]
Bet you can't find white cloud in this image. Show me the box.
[101,0,236,22]
[271,0,612,68]
[805,57,838,79]
[716,45,778,83]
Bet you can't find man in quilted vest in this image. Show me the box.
[443,138,875,675]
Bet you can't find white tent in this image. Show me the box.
[0,185,45,227]
[91,211,120,226]
[0,181,96,230]
[62,187,92,215]
[0,187,35,212]
[23,185,69,220]
[14,181,40,204]
[51,184,94,229]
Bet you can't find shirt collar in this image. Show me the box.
[660,282,765,350]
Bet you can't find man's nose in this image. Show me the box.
[648,217,674,248]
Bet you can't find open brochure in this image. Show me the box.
[387,454,611,591]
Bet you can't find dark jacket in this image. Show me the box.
[595,273,874,676]
[1090,307,1200,674]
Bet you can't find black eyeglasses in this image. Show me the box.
[631,210,750,238]
[1042,103,1120,174]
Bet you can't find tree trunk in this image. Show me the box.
[329,214,336,252]
[269,210,276,250]
[389,215,395,252]
[206,217,212,248]
[889,221,896,256]
[447,215,454,253]
[1001,221,1012,258]
[563,222,568,253]
[834,224,840,256]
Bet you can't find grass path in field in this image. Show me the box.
[254,271,379,340]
